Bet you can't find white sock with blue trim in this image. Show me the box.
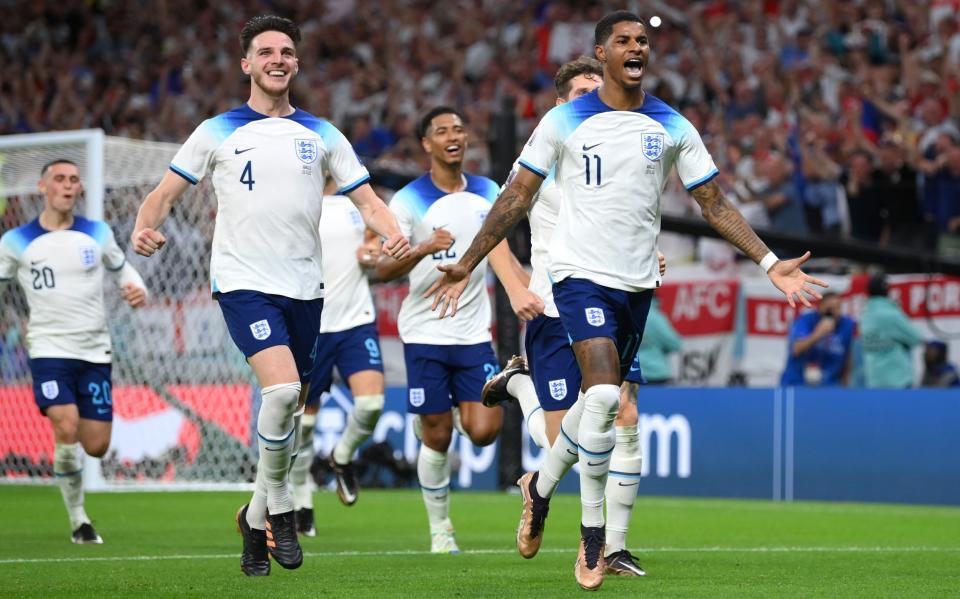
[54,442,89,530]
[535,391,585,499]
[509,374,548,449]
[577,384,620,528]
[333,394,383,464]
[605,425,642,553]
[291,412,316,511]
[417,444,452,534]
[256,382,301,515]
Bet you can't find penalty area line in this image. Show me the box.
[1,546,958,565]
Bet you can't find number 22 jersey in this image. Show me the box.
[170,104,370,300]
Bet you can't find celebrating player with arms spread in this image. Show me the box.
[0,160,148,545]
[427,11,827,590]
[131,15,410,576]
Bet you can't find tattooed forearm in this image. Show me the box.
[460,181,534,271]
[691,180,769,263]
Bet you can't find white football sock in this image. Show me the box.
[418,444,452,534]
[510,374,548,449]
[247,470,268,529]
[605,425,642,553]
[577,384,620,528]
[291,412,316,511]
[54,442,89,530]
[535,391,585,499]
[256,382,300,515]
[333,394,383,465]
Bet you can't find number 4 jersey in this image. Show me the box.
[170,104,370,300]
[0,218,127,363]
[517,90,718,292]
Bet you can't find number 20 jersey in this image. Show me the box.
[170,104,369,300]
[517,90,718,292]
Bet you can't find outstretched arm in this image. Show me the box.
[375,227,454,282]
[131,171,191,256]
[690,180,827,307]
[346,184,412,260]
[424,167,543,317]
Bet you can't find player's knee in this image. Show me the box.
[49,415,79,444]
[84,438,110,458]
[258,382,302,437]
[353,394,384,421]
[420,416,452,452]
[584,384,620,415]
[468,426,499,447]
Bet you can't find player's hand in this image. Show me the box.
[382,233,412,261]
[812,316,837,337]
[121,283,147,308]
[767,251,829,308]
[424,263,472,318]
[132,228,166,257]
[420,228,455,256]
[657,251,666,277]
[356,238,381,268]
[508,288,545,321]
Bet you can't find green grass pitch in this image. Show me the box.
[1,486,958,597]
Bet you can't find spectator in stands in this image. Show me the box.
[634,297,682,385]
[917,135,960,258]
[860,274,923,388]
[780,292,857,387]
[872,138,929,250]
[921,340,960,388]
[843,150,886,244]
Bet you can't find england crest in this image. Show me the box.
[641,133,664,161]
[585,307,605,327]
[409,388,425,408]
[249,319,271,340]
[41,380,59,400]
[79,245,97,267]
[294,138,318,164]
[548,379,568,401]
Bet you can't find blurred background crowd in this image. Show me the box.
[2,0,959,261]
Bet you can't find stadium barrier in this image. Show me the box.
[4,384,957,505]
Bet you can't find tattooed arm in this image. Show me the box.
[691,180,828,307]
[424,167,543,317]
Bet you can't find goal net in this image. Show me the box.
[1,130,256,490]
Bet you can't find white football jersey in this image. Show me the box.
[391,173,499,345]
[0,217,127,363]
[170,104,370,300]
[518,91,718,292]
[318,195,375,333]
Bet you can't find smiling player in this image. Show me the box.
[131,15,411,576]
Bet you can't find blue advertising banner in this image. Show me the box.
[313,386,960,505]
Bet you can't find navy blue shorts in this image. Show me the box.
[216,290,323,381]
[623,352,647,385]
[30,358,113,421]
[553,278,654,380]
[524,315,580,411]
[403,343,500,415]
[306,322,384,407]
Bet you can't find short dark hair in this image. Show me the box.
[240,15,300,56]
[554,56,603,98]
[867,274,889,297]
[595,11,645,46]
[418,106,464,139]
[40,159,78,177]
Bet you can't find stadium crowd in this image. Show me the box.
[2,0,960,260]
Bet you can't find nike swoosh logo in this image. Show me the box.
[30,259,46,266]
[618,481,639,487]
[566,449,578,456]
[96,408,110,415]
[582,142,603,151]
[586,459,609,467]
[234,147,255,154]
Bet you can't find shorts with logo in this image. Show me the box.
[30,358,113,421]
[623,352,647,386]
[553,277,654,380]
[403,342,500,415]
[524,314,580,411]
[216,290,323,382]
[306,321,384,407]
